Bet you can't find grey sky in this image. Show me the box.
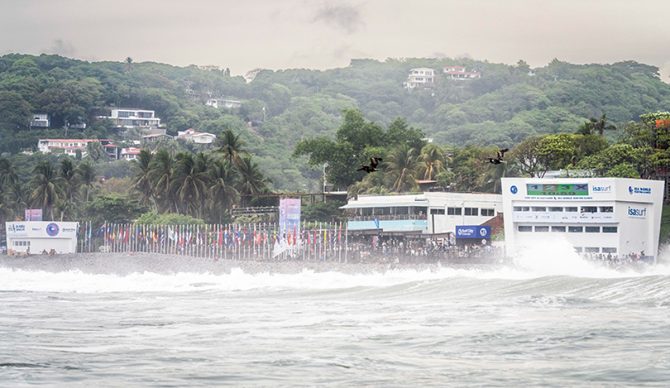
[1,0,669,78]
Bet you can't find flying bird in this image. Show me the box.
[496,148,509,160]
[357,165,376,173]
[486,148,509,164]
[356,156,383,174]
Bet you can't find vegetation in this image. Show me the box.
[1,54,670,190]
[2,54,670,238]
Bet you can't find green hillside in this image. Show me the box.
[1,54,669,190]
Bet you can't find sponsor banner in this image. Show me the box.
[5,222,78,238]
[526,183,589,196]
[455,225,491,239]
[278,198,301,239]
[24,208,43,221]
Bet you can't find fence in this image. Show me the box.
[82,222,350,262]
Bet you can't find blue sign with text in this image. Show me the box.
[455,225,491,239]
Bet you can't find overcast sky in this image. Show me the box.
[2,0,669,78]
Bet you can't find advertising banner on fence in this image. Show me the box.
[455,225,491,240]
[24,208,43,221]
[279,198,301,240]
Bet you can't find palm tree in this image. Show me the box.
[207,158,240,223]
[0,157,18,189]
[59,158,79,201]
[577,113,616,136]
[132,150,153,207]
[417,144,446,180]
[148,149,175,212]
[218,129,247,167]
[385,145,419,193]
[76,161,97,202]
[173,152,209,217]
[235,156,269,206]
[29,161,63,221]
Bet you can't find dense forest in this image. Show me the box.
[2,54,670,192]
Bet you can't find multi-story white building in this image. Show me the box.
[37,138,119,159]
[501,177,665,262]
[176,128,217,145]
[99,108,161,129]
[341,192,502,238]
[30,113,50,128]
[403,68,436,89]
[206,98,242,109]
[443,65,481,80]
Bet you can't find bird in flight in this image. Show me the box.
[357,157,383,173]
[486,148,509,165]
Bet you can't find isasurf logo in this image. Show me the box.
[510,185,518,194]
[627,207,647,218]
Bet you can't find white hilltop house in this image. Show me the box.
[30,113,50,128]
[177,128,217,145]
[403,68,436,90]
[443,65,481,80]
[98,108,161,129]
[206,98,242,109]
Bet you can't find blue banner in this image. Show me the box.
[455,225,491,239]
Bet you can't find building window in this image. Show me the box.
[565,207,578,212]
[574,247,583,253]
[568,226,583,233]
[447,207,462,215]
[513,206,530,212]
[585,226,600,233]
[531,207,546,212]
[548,207,563,212]
[551,226,566,232]
[602,226,618,233]
[584,247,600,253]
[518,225,532,232]
[599,206,613,213]
[464,208,478,216]
[481,208,495,216]
[430,209,445,215]
[534,226,549,232]
[581,206,597,213]
[602,247,617,254]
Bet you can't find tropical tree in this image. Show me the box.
[577,113,616,136]
[29,161,63,220]
[76,161,97,202]
[385,144,419,192]
[59,158,79,202]
[132,150,154,207]
[217,129,247,167]
[417,143,446,180]
[148,149,176,212]
[207,158,240,223]
[172,152,209,217]
[236,156,269,206]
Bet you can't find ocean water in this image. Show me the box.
[1,245,670,386]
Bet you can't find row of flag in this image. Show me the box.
[92,222,348,260]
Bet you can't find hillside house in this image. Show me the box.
[404,68,436,90]
[443,66,481,80]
